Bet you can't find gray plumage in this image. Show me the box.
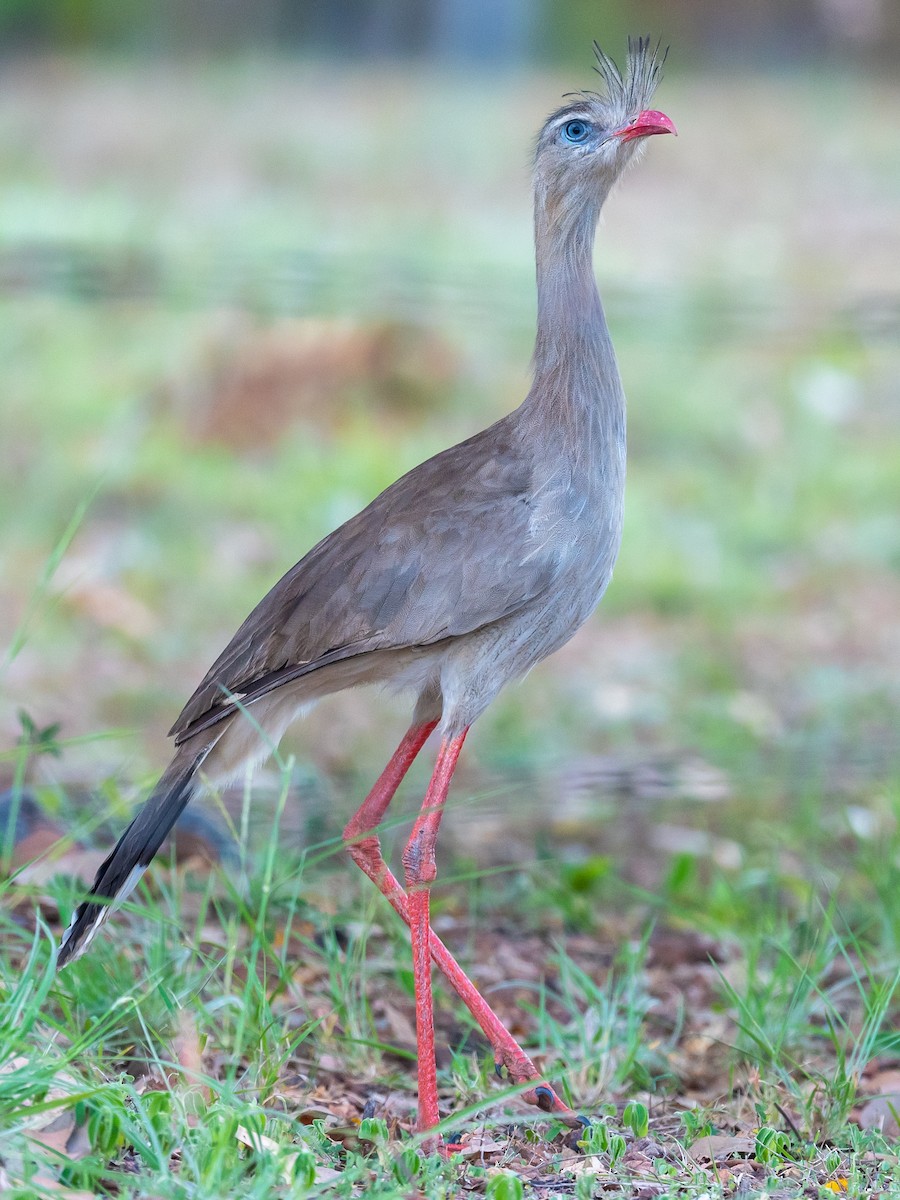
[59,37,673,967]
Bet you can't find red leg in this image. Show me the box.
[401,730,467,1146]
[343,724,583,1134]
[343,720,439,871]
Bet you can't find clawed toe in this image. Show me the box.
[525,1082,586,1128]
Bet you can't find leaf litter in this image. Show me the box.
[4,846,899,1194]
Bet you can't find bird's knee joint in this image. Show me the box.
[344,829,381,865]
[402,833,436,887]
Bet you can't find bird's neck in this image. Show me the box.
[529,187,621,428]
[534,191,601,335]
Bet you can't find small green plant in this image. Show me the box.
[486,1172,525,1200]
[16,709,63,759]
[680,1108,715,1144]
[755,1126,791,1164]
[575,1173,598,1200]
[579,1119,611,1154]
[87,1102,124,1158]
[578,1119,626,1165]
[623,1099,649,1138]
[358,1117,390,1144]
[287,1148,317,1190]
[824,1148,843,1175]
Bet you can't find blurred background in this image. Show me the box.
[1,0,898,896]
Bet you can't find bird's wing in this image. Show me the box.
[170,418,565,743]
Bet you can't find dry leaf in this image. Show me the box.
[27,1117,79,1157]
[62,577,157,639]
[375,998,417,1047]
[863,1068,900,1094]
[16,847,107,888]
[236,1124,281,1155]
[688,1133,755,1162]
[167,1009,211,1109]
[858,1095,900,1138]
[235,1124,339,1186]
[296,1107,335,1124]
[453,1134,508,1159]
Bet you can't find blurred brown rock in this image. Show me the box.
[0,790,67,873]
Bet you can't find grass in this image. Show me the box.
[3,777,900,1195]
[1,52,899,1196]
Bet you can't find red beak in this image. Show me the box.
[614,109,677,143]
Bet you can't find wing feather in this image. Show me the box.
[170,416,565,742]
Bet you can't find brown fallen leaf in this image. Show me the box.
[858,1095,900,1138]
[452,1131,509,1159]
[622,1149,656,1174]
[13,824,67,866]
[16,847,108,889]
[236,1124,282,1155]
[60,576,158,639]
[22,1103,94,1196]
[235,1125,340,1185]
[688,1133,755,1162]
[169,1009,211,1108]
[26,1115,80,1158]
[296,1106,335,1125]
[374,998,418,1048]
[862,1067,900,1095]
[648,927,728,969]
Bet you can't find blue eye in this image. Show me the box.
[562,119,591,144]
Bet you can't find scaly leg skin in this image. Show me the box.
[343,724,586,1144]
[401,731,467,1150]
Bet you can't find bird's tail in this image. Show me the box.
[57,741,212,968]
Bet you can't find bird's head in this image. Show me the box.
[534,37,675,225]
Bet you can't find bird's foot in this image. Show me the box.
[493,1059,589,1130]
[419,1131,445,1157]
[523,1082,590,1129]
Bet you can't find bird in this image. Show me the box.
[58,38,675,1148]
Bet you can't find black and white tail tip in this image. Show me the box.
[57,862,149,966]
[56,750,204,968]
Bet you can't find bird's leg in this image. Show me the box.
[401,730,468,1147]
[343,719,439,888]
[343,723,583,1131]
